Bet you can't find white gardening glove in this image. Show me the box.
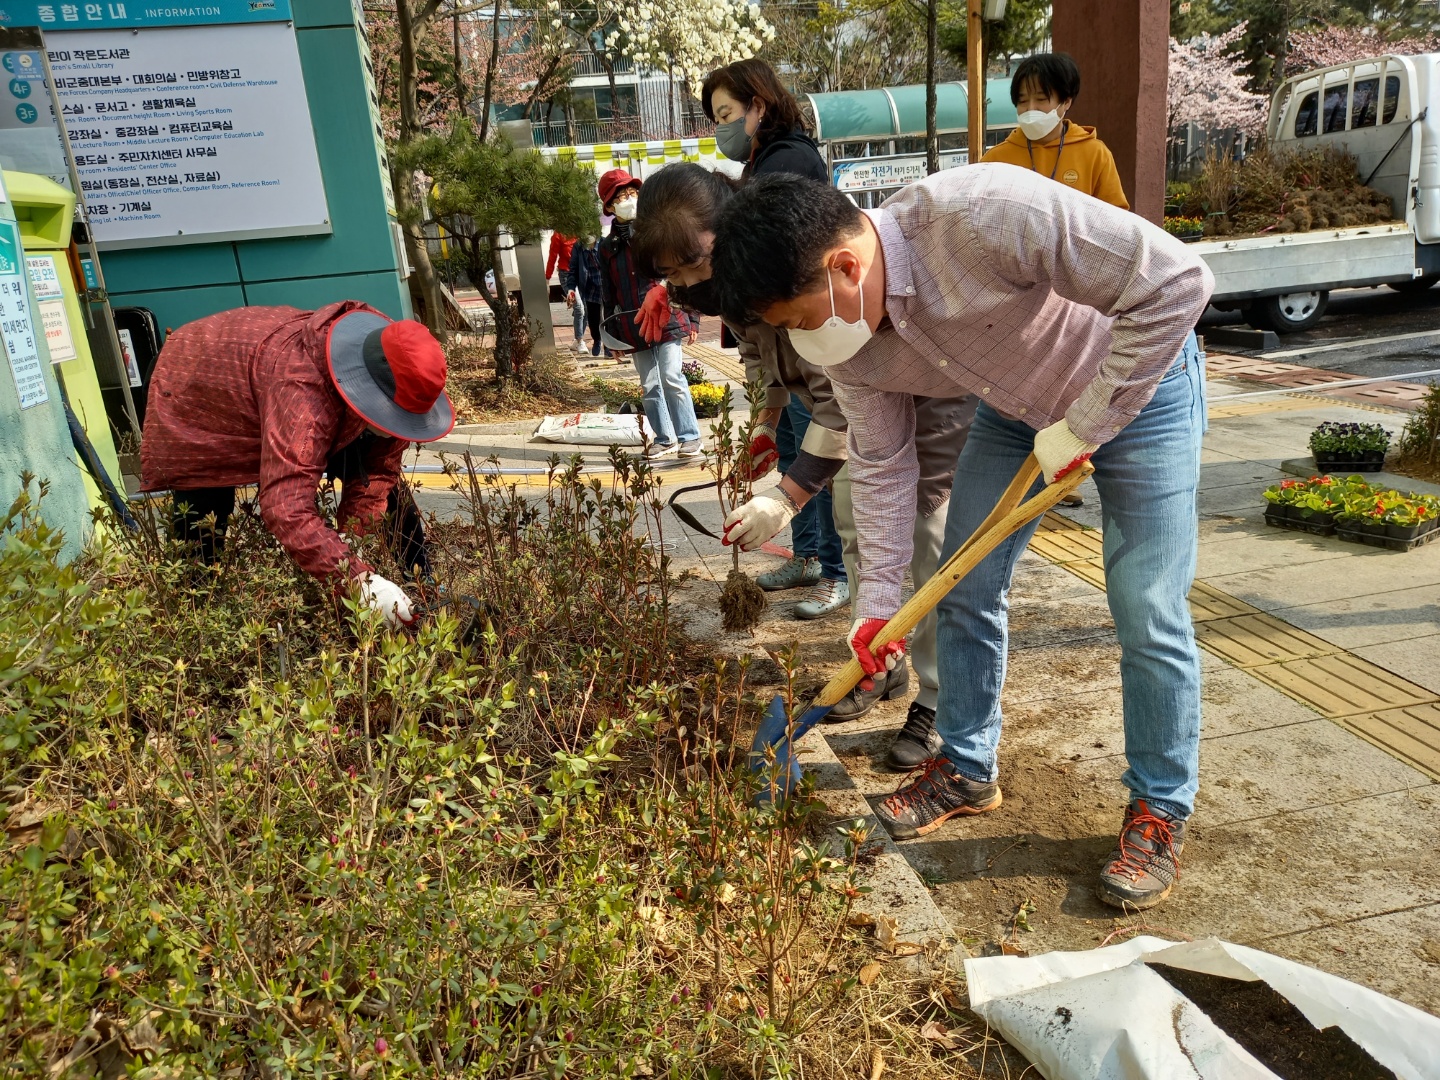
[722,494,797,551]
[1033,418,1099,485]
[358,572,415,628]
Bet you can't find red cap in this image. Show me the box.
[380,320,447,414]
[597,168,641,208]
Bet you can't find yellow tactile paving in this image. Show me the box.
[683,342,746,383]
[1187,581,1260,622]
[1206,396,1323,419]
[1337,704,1440,781]
[1194,612,1342,669]
[1027,510,1439,777]
[405,463,712,490]
[1251,653,1437,718]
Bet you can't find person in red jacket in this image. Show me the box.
[546,232,585,349]
[140,302,454,627]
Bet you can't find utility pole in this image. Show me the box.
[967,0,983,164]
[926,0,939,173]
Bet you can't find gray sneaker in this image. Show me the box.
[1097,800,1186,911]
[757,557,821,591]
[678,439,705,459]
[794,577,850,620]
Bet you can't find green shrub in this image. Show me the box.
[0,458,885,1078]
[591,376,644,413]
[1397,383,1440,466]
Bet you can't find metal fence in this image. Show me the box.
[529,114,713,147]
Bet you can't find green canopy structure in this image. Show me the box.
[804,80,1019,142]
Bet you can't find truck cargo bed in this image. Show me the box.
[1195,222,1415,302]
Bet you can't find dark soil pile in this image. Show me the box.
[1149,963,1397,1080]
[720,567,767,633]
[1181,147,1395,238]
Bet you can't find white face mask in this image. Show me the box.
[612,196,637,222]
[1016,109,1062,141]
[787,265,871,368]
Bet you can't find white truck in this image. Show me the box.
[1198,52,1440,332]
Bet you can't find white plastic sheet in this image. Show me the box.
[965,936,1440,1080]
[533,412,654,446]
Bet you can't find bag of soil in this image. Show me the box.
[966,936,1439,1080]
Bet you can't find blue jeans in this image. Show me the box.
[777,399,845,581]
[572,300,585,342]
[632,340,700,446]
[934,334,1206,820]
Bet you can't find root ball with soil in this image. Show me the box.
[721,565,767,632]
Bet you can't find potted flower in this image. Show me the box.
[1383,494,1440,543]
[681,358,708,386]
[1163,215,1206,242]
[689,382,728,419]
[1309,422,1391,472]
[1262,478,1305,523]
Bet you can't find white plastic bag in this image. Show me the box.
[965,936,1440,1080]
[533,412,653,446]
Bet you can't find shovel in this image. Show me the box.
[749,453,1095,798]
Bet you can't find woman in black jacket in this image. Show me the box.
[702,59,829,184]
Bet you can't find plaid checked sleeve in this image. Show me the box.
[831,380,919,618]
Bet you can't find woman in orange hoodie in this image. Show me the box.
[983,52,1129,210]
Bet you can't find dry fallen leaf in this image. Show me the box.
[891,941,924,957]
[869,1046,886,1080]
[874,915,898,950]
[857,962,883,986]
[919,1019,964,1051]
[846,912,876,929]
[1000,942,1029,957]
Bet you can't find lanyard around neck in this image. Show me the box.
[1025,120,1068,179]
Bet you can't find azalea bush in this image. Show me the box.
[1309,421,1392,458]
[1,457,955,1078]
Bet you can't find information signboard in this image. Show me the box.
[0,218,49,407]
[832,150,969,194]
[26,252,75,361]
[0,0,330,249]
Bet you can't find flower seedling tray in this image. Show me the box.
[1263,506,1335,536]
[1313,451,1386,473]
[1335,518,1440,552]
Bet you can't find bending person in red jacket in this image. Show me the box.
[140,301,454,627]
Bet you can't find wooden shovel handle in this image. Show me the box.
[815,454,1094,708]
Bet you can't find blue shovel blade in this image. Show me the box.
[748,694,835,801]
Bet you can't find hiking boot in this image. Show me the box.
[885,701,943,771]
[822,656,910,723]
[757,556,821,591]
[1097,800,1187,911]
[794,577,850,620]
[874,757,1002,841]
[678,439,705,459]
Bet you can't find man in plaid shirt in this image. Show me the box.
[712,166,1213,910]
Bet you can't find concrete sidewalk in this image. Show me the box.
[409,348,1440,1014]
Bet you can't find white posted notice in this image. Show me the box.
[0,220,48,408]
[46,22,330,248]
[26,254,77,363]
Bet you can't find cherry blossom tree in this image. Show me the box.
[1285,25,1440,75]
[1168,23,1268,142]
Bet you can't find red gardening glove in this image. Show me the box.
[637,285,671,344]
[849,617,905,691]
[738,422,779,481]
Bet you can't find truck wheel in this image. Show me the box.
[1387,275,1440,294]
[1249,291,1328,333]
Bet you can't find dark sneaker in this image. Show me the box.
[874,757,1002,841]
[822,655,910,723]
[885,701,942,771]
[1097,800,1187,911]
[1060,493,1084,507]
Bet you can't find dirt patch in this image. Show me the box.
[1148,963,1397,1080]
[1389,452,1440,487]
[445,338,597,425]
